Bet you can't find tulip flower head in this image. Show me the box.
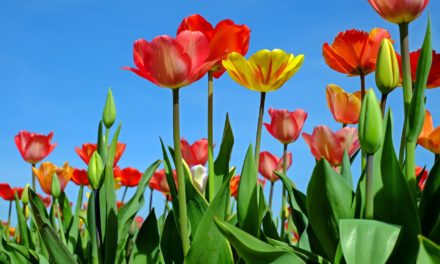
[15,131,56,165]
[180,138,209,167]
[149,169,177,197]
[72,168,89,186]
[375,39,400,94]
[258,151,292,182]
[368,0,429,24]
[397,50,440,89]
[114,167,143,187]
[415,166,428,190]
[32,162,73,195]
[326,84,362,124]
[322,28,392,76]
[177,14,250,78]
[0,184,23,201]
[75,142,126,166]
[302,126,360,166]
[264,108,307,145]
[359,89,383,155]
[418,110,440,154]
[222,49,304,92]
[190,165,208,193]
[124,31,221,89]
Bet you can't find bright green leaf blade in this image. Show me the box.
[266,238,331,264]
[59,192,72,231]
[417,236,440,264]
[14,196,33,249]
[160,211,183,264]
[160,138,180,224]
[339,219,401,264]
[341,151,353,189]
[66,186,83,253]
[132,209,160,263]
[87,191,101,264]
[213,114,234,192]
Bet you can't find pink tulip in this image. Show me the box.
[15,131,56,164]
[368,0,429,24]
[259,151,292,182]
[264,108,307,145]
[180,138,209,167]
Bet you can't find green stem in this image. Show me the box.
[365,154,375,219]
[254,92,267,167]
[149,188,153,213]
[406,140,417,197]
[380,93,388,118]
[268,182,274,210]
[6,201,12,238]
[207,71,215,202]
[94,190,102,253]
[121,186,128,203]
[31,164,36,191]
[360,75,367,170]
[55,198,67,244]
[280,143,288,237]
[172,88,190,255]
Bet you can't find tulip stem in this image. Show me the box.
[94,190,103,253]
[31,164,36,191]
[55,198,67,244]
[121,186,128,203]
[207,71,215,202]
[365,154,375,219]
[149,188,153,213]
[268,182,274,210]
[406,140,417,197]
[280,143,288,238]
[172,88,190,255]
[6,201,12,238]
[360,74,366,100]
[255,92,267,167]
[380,93,388,117]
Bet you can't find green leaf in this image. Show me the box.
[58,192,72,231]
[306,159,353,260]
[341,150,353,189]
[375,111,420,263]
[160,211,183,264]
[66,186,83,253]
[87,191,101,264]
[262,211,280,240]
[237,145,259,237]
[266,238,331,264]
[132,209,160,263]
[339,219,401,264]
[28,190,76,264]
[184,172,234,264]
[214,219,305,263]
[417,236,440,264]
[160,139,180,224]
[14,195,33,249]
[213,114,234,193]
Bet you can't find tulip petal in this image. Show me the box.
[177,14,214,40]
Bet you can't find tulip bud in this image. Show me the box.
[51,173,61,198]
[359,89,383,154]
[375,39,400,94]
[102,88,116,129]
[88,151,105,189]
[21,184,30,204]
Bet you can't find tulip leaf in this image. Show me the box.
[237,145,260,237]
[265,238,331,264]
[214,218,305,263]
[184,172,234,264]
[341,150,353,189]
[66,185,83,253]
[0,236,38,264]
[160,139,180,225]
[419,154,440,243]
[262,211,280,240]
[339,219,401,264]
[372,110,420,263]
[160,210,183,264]
[417,236,440,264]
[306,159,353,261]
[131,209,160,263]
[14,195,34,249]
[87,191,101,264]
[28,190,77,264]
[213,114,234,193]
[58,192,72,231]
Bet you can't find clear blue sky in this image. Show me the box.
[0,0,439,218]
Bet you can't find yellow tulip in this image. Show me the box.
[222,49,304,92]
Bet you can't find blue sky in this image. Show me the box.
[0,0,439,218]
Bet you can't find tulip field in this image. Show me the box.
[1,0,440,263]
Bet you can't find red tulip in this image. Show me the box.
[397,50,440,89]
[75,143,126,166]
[326,84,362,124]
[38,194,51,208]
[134,216,144,228]
[15,131,56,164]
[149,169,177,196]
[0,184,23,201]
[415,166,428,190]
[114,167,143,187]
[180,138,209,167]
[258,151,292,182]
[264,108,307,145]
[124,31,221,89]
[229,175,266,198]
[302,126,360,166]
[323,28,392,76]
[368,0,429,24]
[72,168,89,186]
[177,14,250,78]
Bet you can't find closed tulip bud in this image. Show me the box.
[88,151,105,189]
[359,89,383,154]
[21,184,30,204]
[376,39,399,94]
[51,173,61,198]
[102,88,116,129]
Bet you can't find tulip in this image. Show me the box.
[72,168,89,186]
[21,184,30,204]
[32,162,73,195]
[15,131,56,165]
[376,39,400,95]
[88,152,105,190]
[302,126,360,167]
[180,138,209,167]
[102,88,116,129]
[397,50,440,89]
[75,142,126,166]
[229,175,266,199]
[190,165,208,193]
[0,184,23,201]
[38,194,52,208]
[264,108,307,144]
[114,167,143,187]
[326,84,362,125]
[258,151,292,183]
[359,89,383,155]
[418,110,440,154]
[149,169,177,197]
[177,14,250,78]
[368,0,429,24]
[415,166,428,190]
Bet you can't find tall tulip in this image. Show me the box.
[264,108,307,144]
[326,84,362,125]
[180,138,209,167]
[368,0,429,24]
[15,130,57,190]
[75,142,126,166]
[32,162,73,195]
[114,167,142,202]
[397,50,440,89]
[0,184,23,201]
[71,168,89,186]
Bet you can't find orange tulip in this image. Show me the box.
[180,138,209,167]
[415,166,428,190]
[15,131,56,165]
[368,0,429,24]
[397,50,440,89]
[302,126,360,166]
[149,169,177,197]
[71,168,89,186]
[418,110,440,154]
[326,84,362,124]
[258,151,292,182]
[114,167,143,187]
[177,14,250,78]
[0,184,23,201]
[229,175,266,198]
[32,162,73,195]
[322,28,392,76]
[264,108,307,145]
[75,142,126,166]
